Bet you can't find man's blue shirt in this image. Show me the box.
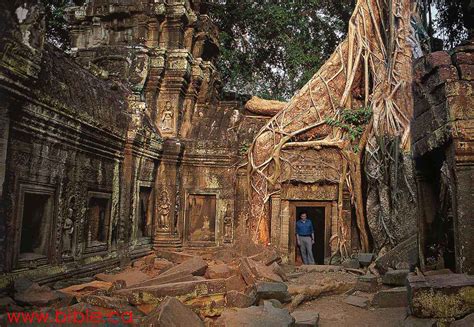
[296,219,314,236]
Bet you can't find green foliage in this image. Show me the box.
[210,0,354,100]
[431,0,471,49]
[41,0,72,49]
[326,106,372,150]
[239,141,250,156]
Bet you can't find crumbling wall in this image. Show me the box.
[412,40,474,274]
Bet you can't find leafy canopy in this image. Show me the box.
[209,0,354,100]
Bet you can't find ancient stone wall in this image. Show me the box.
[412,40,474,274]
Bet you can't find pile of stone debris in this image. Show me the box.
[1,249,472,326]
[0,249,322,326]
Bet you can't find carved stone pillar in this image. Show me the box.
[157,49,191,138]
[153,139,183,249]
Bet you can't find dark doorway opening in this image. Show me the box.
[138,187,152,238]
[296,206,325,264]
[20,193,51,256]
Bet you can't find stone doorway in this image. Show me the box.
[289,201,332,265]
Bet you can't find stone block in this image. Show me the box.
[425,65,459,91]
[96,269,150,287]
[141,296,204,327]
[355,274,379,293]
[403,316,437,327]
[375,234,418,273]
[216,301,295,326]
[425,51,452,71]
[407,273,474,319]
[291,310,320,327]
[458,64,474,81]
[260,299,283,308]
[342,258,360,269]
[451,313,474,327]
[225,274,247,292]
[14,282,61,307]
[159,256,208,277]
[382,270,409,286]
[249,248,282,266]
[226,290,256,308]
[357,253,375,267]
[344,295,369,308]
[80,295,128,310]
[115,279,227,305]
[372,287,408,308]
[256,281,291,303]
[453,51,474,65]
[131,272,195,287]
[297,265,343,273]
[205,264,233,279]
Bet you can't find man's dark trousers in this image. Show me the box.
[299,236,315,265]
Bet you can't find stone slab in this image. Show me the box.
[95,269,150,287]
[372,287,408,308]
[141,296,204,327]
[115,279,227,305]
[256,281,291,303]
[226,290,256,308]
[355,274,379,293]
[451,313,474,327]
[297,265,343,273]
[383,269,410,286]
[357,253,375,267]
[291,310,320,327]
[407,273,474,319]
[217,302,294,327]
[344,295,369,308]
[159,256,208,277]
[403,316,437,327]
[129,271,195,288]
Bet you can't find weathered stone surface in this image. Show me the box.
[141,296,204,327]
[81,295,128,310]
[96,269,151,287]
[59,281,113,299]
[357,253,375,267]
[225,275,247,292]
[403,316,437,327]
[382,269,409,286]
[451,313,474,327]
[259,299,283,308]
[407,274,474,319]
[297,265,343,273]
[270,262,288,281]
[344,295,369,308]
[249,249,282,266]
[216,302,295,327]
[116,279,227,305]
[255,282,291,303]
[14,282,61,307]
[131,272,195,288]
[372,287,408,308]
[205,264,233,279]
[355,274,379,293]
[342,258,360,269]
[226,290,256,308]
[159,257,208,278]
[291,310,320,327]
[375,235,418,273]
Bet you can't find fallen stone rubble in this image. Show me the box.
[0,249,472,326]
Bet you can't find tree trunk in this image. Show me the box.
[247,0,418,251]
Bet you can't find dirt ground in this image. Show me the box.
[286,269,407,327]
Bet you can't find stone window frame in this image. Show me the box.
[134,181,154,245]
[13,183,57,269]
[83,191,112,255]
[183,189,221,247]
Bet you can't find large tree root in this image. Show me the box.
[247,0,417,256]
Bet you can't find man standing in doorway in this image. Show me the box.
[296,211,315,265]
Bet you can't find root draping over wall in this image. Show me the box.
[247,0,421,256]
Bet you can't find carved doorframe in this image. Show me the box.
[288,201,333,265]
[12,183,57,269]
[183,189,220,247]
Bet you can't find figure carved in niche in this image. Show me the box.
[223,204,233,243]
[62,198,75,257]
[161,101,174,131]
[158,190,171,229]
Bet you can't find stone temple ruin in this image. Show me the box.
[0,0,473,325]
